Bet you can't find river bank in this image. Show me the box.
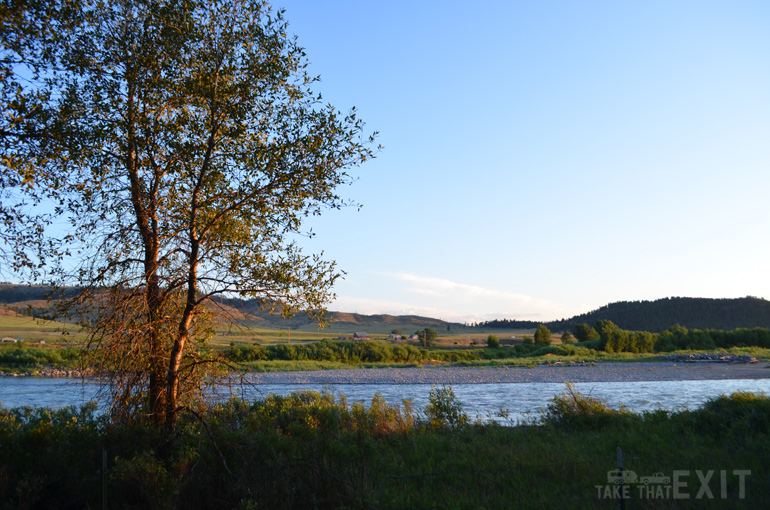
[3,359,769,384]
[244,360,770,385]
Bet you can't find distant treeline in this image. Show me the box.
[0,284,81,303]
[225,339,479,364]
[597,323,770,354]
[480,296,770,333]
[223,339,595,365]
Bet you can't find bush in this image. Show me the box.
[425,385,468,429]
[543,383,633,428]
[486,335,499,349]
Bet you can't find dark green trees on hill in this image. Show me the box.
[480,296,770,333]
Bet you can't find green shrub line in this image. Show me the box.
[2,386,769,508]
[5,325,770,375]
[0,343,81,370]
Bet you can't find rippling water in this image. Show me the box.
[3,377,770,424]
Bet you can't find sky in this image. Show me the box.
[274,0,770,324]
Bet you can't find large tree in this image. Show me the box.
[1,0,377,430]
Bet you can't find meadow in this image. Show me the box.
[1,386,767,508]
[4,309,770,374]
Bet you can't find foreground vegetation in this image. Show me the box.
[1,387,768,508]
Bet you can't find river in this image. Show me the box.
[3,377,770,424]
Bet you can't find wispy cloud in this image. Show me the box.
[391,272,538,302]
[330,271,579,323]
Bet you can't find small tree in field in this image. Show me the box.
[561,331,575,344]
[417,328,438,348]
[534,324,552,345]
[486,334,500,348]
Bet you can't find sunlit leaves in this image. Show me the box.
[2,0,377,429]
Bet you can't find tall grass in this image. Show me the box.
[2,387,769,508]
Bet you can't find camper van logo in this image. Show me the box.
[596,470,750,500]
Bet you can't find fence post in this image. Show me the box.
[103,447,107,510]
[617,447,625,510]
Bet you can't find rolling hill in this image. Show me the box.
[2,284,769,334]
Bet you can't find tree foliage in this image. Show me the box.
[533,324,551,345]
[1,0,377,429]
[574,323,600,342]
[416,328,438,348]
[486,334,499,349]
[479,297,770,333]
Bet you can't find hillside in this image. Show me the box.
[482,296,770,333]
[3,284,769,334]
[0,284,468,334]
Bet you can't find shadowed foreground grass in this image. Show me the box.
[1,386,769,509]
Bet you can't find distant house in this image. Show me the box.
[408,334,419,340]
[353,332,370,340]
[1,337,17,343]
[388,334,402,341]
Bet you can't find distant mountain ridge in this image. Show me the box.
[0,284,463,332]
[1,284,768,333]
[482,296,770,333]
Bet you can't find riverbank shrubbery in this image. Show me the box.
[2,388,769,508]
[225,339,484,365]
[591,322,770,354]
[226,339,603,369]
[0,343,80,369]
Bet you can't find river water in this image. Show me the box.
[3,377,770,424]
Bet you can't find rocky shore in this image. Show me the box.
[0,367,89,378]
[245,361,770,386]
[4,359,769,384]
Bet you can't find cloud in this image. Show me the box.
[391,272,538,302]
[330,272,579,323]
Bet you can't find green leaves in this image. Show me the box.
[3,0,377,429]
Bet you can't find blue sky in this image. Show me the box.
[279,0,770,323]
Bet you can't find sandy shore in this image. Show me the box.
[246,361,770,385]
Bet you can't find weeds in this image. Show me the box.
[2,388,770,508]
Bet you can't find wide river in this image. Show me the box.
[3,371,770,424]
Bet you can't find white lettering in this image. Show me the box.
[734,470,751,499]
[721,470,727,499]
[695,470,714,499]
[673,470,689,499]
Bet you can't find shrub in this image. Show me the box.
[486,335,499,349]
[543,383,632,428]
[425,385,468,429]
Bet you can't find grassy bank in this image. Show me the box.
[1,387,768,508]
[4,338,770,375]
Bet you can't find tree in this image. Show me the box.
[575,323,600,342]
[534,324,551,345]
[560,331,574,344]
[3,0,377,430]
[416,328,438,348]
[486,334,499,349]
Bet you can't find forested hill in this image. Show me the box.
[481,297,770,333]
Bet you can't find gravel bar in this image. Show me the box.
[245,362,770,385]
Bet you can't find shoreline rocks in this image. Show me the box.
[0,367,89,378]
[661,353,759,364]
